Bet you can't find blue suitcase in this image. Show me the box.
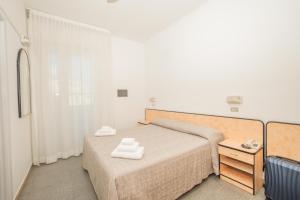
[265,156,300,200]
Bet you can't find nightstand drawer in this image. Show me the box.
[219,146,254,165]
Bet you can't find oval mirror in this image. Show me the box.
[17,48,31,118]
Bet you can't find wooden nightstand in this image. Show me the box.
[218,139,263,195]
[137,121,150,125]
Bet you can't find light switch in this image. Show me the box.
[117,89,128,97]
[230,107,239,112]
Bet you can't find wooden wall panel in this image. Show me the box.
[145,109,264,144]
[267,122,300,162]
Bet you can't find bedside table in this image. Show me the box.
[218,139,263,195]
[137,121,150,125]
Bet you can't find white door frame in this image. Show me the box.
[0,13,13,200]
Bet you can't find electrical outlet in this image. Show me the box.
[230,107,239,112]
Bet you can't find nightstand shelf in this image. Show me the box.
[220,164,253,188]
[218,139,263,195]
[220,155,253,174]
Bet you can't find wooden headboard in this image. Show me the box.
[145,109,264,144]
[266,121,300,162]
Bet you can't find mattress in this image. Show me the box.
[82,124,221,200]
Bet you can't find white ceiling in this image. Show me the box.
[24,0,205,42]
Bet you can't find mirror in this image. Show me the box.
[17,48,31,118]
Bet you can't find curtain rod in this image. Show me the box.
[26,8,111,34]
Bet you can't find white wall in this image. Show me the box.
[0,18,13,200]
[112,37,146,129]
[145,0,300,123]
[0,0,32,199]
[0,0,26,34]
[6,24,32,199]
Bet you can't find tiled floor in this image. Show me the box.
[18,156,265,200]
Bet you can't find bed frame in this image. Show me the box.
[145,109,264,145]
[266,121,300,162]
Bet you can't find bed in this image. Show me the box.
[82,119,223,200]
[82,109,264,200]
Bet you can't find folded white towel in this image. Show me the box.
[100,126,114,132]
[111,146,144,160]
[116,142,139,153]
[94,126,116,136]
[121,138,136,145]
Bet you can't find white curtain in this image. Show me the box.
[28,10,114,165]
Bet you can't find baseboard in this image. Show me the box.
[13,163,32,200]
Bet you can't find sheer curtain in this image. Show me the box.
[28,10,114,165]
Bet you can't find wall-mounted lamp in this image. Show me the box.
[149,97,156,107]
[20,35,30,47]
[226,96,243,112]
[227,96,243,105]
